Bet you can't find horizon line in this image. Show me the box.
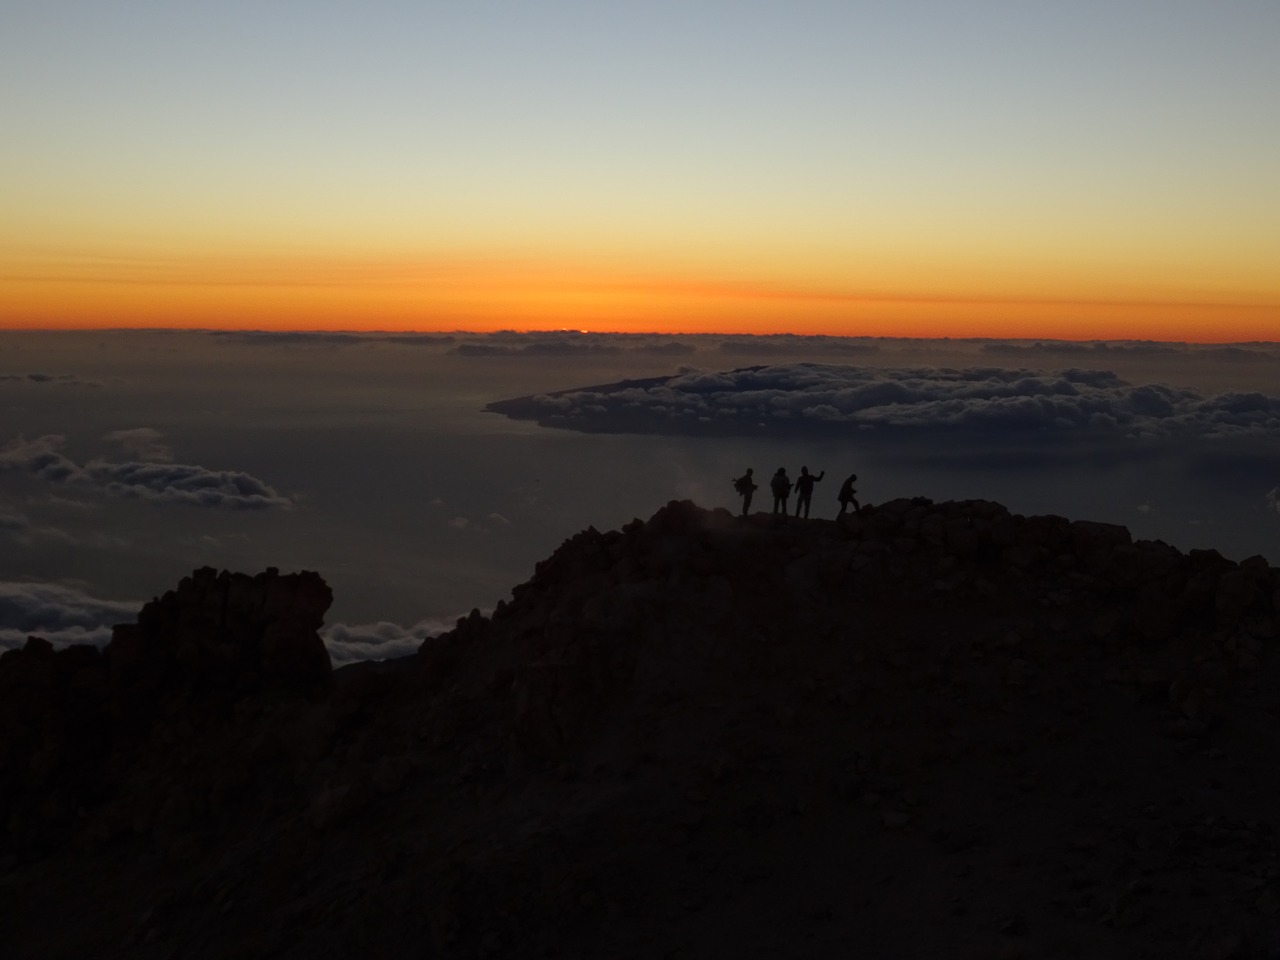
[3,326,1279,348]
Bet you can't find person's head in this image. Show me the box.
[745,467,753,475]
[776,467,785,474]
[801,466,809,475]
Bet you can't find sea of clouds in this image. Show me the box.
[490,363,1280,443]
[0,577,458,660]
[0,433,291,510]
[5,330,1280,664]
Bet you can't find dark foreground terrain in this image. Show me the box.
[4,498,1280,959]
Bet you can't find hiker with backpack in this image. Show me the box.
[837,473,861,517]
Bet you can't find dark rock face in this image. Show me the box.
[5,503,1280,959]
[110,566,333,705]
[0,567,331,861]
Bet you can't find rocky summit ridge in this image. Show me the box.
[4,498,1280,959]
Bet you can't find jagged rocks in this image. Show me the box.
[5,502,1280,959]
[0,567,333,861]
[112,566,333,703]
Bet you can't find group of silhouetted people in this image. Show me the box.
[732,466,861,520]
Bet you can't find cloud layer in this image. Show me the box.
[0,434,292,509]
[322,617,456,666]
[209,331,456,347]
[0,578,452,664]
[0,581,140,653]
[446,332,700,358]
[0,372,99,386]
[103,427,173,462]
[488,363,1280,444]
[205,329,1280,368]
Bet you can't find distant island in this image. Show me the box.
[4,498,1279,957]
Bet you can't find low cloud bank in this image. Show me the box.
[717,336,880,357]
[1,579,453,665]
[488,363,1280,443]
[982,341,1280,363]
[0,372,100,386]
[452,341,623,358]
[0,507,26,531]
[323,617,456,666]
[0,581,140,653]
[0,434,292,509]
[201,330,1280,367]
[449,331,883,359]
[103,427,172,462]
[209,331,456,347]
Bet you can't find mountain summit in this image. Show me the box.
[4,498,1280,958]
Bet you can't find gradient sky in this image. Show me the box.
[2,1,1278,338]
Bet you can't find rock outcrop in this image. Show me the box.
[0,567,331,861]
[4,501,1280,959]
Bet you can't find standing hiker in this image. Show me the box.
[793,466,825,519]
[732,468,757,516]
[770,467,792,516]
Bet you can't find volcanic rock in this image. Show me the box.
[4,500,1280,959]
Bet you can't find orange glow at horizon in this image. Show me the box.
[2,251,1276,343]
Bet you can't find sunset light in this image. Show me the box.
[2,3,1276,341]
[6,7,1280,947]
[3,249,1275,341]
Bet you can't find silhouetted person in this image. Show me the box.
[732,468,757,516]
[837,473,861,517]
[770,467,791,516]
[793,466,825,518]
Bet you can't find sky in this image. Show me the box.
[3,1,1279,339]
[4,330,1280,664]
